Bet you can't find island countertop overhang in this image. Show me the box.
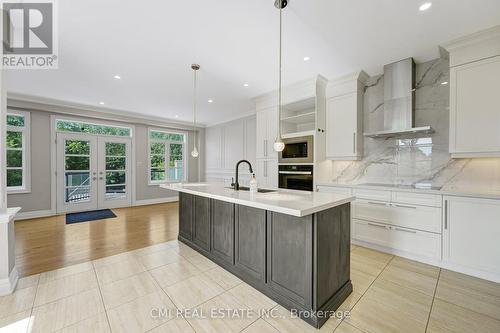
[161,182,354,217]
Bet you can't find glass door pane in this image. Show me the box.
[104,142,127,201]
[169,143,184,182]
[64,139,91,203]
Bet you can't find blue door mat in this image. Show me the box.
[66,209,117,224]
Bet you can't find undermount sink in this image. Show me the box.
[225,186,277,193]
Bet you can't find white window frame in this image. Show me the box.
[148,128,187,185]
[6,110,31,193]
[55,118,133,138]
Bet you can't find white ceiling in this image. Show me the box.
[6,0,500,126]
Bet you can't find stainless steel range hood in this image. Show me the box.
[364,58,434,139]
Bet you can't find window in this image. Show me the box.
[56,119,132,137]
[149,129,186,183]
[6,111,30,192]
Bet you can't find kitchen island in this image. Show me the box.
[161,182,355,328]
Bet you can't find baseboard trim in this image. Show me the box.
[15,209,55,221]
[352,239,500,283]
[14,197,179,220]
[134,197,179,206]
[0,266,19,296]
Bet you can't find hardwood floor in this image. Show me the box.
[14,202,179,277]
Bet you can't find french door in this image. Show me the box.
[56,133,132,213]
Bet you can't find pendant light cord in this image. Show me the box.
[193,67,197,144]
[277,3,282,138]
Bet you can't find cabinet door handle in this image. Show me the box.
[264,161,267,177]
[444,199,448,230]
[393,204,417,209]
[395,227,417,234]
[353,132,356,154]
[367,222,388,229]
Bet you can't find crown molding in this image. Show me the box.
[441,24,500,51]
[7,92,206,130]
[205,109,256,127]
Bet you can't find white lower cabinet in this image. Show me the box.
[319,186,442,260]
[352,197,442,260]
[353,219,441,260]
[354,199,442,233]
[317,185,500,282]
[443,196,500,277]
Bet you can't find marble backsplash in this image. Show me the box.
[323,55,500,194]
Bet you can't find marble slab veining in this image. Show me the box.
[321,55,500,198]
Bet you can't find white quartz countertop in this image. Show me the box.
[316,182,500,201]
[161,183,354,217]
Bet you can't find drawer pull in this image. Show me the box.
[395,227,417,234]
[367,201,388,206]
[367,222,389,229]
[393,204,417,209]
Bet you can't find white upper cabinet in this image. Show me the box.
[325,71,368,160]
[204,116,256,176]
[223,120,245,168]
[443,25,500,158]
[205,126,222,170]
[255,106,278,160]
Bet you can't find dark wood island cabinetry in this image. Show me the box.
[176,191,352,328]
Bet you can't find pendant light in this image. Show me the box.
[191,64,200,158]
[273,0,286,152]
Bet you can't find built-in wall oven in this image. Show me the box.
[278,165,314,192]
[278,136,314,164]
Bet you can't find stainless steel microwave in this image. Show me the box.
[278,136,314,164]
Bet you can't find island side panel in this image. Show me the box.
[211,199,235,265]
[314,203,352,310]
[234,205,267,284]
[266,212,313,308]
[179,192,193,241]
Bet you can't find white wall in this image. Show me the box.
[205,115,256,185]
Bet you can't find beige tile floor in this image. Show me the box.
[2,241,500,333]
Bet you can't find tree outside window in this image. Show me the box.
[149,130,186,183]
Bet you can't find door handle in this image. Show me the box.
[353,132,356,154]
[444,200,448,230]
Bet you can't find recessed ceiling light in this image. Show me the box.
[208,99,213,103]
[441,81,449,85]
[99,101,105,105]
[303,56,311,61]
[175,115,179,118]
[419,2,432,11]
[113,75,121,80]
[243,83,249,87]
